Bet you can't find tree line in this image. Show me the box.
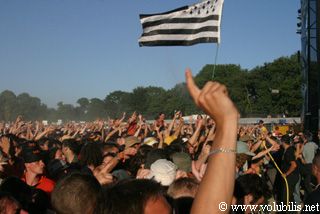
[0,53,302,122]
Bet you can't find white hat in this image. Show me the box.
[143,137,158,146]
[147,159,177,186]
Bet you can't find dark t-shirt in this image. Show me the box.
[281,146,299,179]
[302,185,320,213]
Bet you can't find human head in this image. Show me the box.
[79,142,103,169]
[144,149,168,169]
[62,139,80,160]
[102,142,120,156]
[233,174,271,212]
[22,149,45,175]
[100,179,171,214]
[148,159,177,186]
[236,141,255,157]
[280,134,291,147]
[51,173,101,214]
[46,159,68,181]
[312,152,320,182]
[171,197,194,214]
[125,136,141,149]
[258,120,264,127]
[305,130,313,142]
[49,147,65,161]
[37,138,51,151]
[143,137,158,147]
[158,113,165,121]
[0,177,33,212]
[236,153,251,170]
[0,192,21,214]
[167,177,199,199]
[170,152,191,173]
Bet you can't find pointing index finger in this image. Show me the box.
[185,68,200,106]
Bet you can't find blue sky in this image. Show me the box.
[0,0,300,108]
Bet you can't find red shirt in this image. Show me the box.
[127,122,137,136]
[22,175,55,194]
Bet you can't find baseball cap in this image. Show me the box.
[125,136,140,149]
[171,152,191,172]
[236,141,255,156]
[147,159,177,186]
[22,148,42,163]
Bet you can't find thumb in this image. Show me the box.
[185,68,200,106]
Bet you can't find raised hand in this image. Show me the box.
[186,68,238,214]
[93,162,114,185]
[185,69,238,124]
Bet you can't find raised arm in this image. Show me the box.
[188,119,203,147]
[185,69,239,214]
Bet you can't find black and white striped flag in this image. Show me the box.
[138,0,224,47]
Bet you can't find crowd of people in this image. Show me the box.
[0,70,319,214]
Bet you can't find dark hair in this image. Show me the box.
[62,139,81,155]
[99,179,167,214]
[172,197,194,214]
[48,147,59,160]
[37,137,60,150]
[144,149,168,169]
[281,135,291,145]
[51,173,101,214]
[0,177,33,211]
[250,156,264,165]
[79,142,103,168]
[234,174,271,206]
[165,141,188,156]
[102,142,120,154]
[304,130,313,142]
[123,145,153,176]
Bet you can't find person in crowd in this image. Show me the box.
[300,131,318,197]
[61,139,80,165]
[167,177,199,199]
[0,192,21,214]
[185,69,239,213]
[302,152,320,213]
[51,173,101,214]
[99,179,171,214]
[21,148,55,194]
[232,174,271,214]
[278,134,299,204]
[1,68,319,213]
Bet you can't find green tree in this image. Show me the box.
[56,102,77,121]
[76,97,90,120]
[104,90,132,118]
[87,98,106,120]
[0,90,19,121]
[16,93,47,120]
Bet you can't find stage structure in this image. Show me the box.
[299,0,320,132]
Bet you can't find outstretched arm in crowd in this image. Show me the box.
[187,118,203,147]
[185,69,239,214]
[193,126,216,172]
[165,111,179,138]
[104,127,120,143]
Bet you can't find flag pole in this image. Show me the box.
[211,43,220,80]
